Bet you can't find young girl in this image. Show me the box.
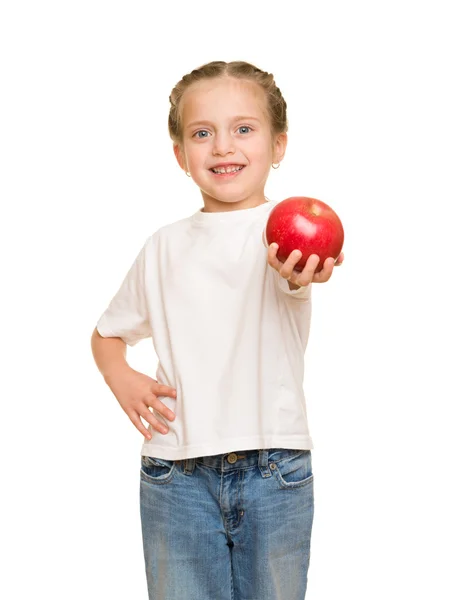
[91,60,344,600]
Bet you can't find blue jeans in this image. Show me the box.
[140,448,314,600]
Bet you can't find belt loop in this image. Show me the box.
[183,457,196,475]
[258,449,271,478]
[259,449,268,467]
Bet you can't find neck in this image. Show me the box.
[201,193,268,214]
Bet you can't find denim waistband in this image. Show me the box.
[182,447,307,473]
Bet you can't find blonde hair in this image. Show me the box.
[168,60,288,145]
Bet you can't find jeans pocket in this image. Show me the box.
[270,449,314,489]
[140,455,176,484]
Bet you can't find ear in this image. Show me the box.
[173,144,187,172]
[272,132,288,164]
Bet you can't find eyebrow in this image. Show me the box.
[186,116,261,129]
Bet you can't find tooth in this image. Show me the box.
[212,165,242,173]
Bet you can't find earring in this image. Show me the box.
[186,171,191,177]
[272,163,280,169]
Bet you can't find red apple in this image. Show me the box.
[265,197,344,272]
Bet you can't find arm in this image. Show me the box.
[91,327,129,383]
[91,327,177,439]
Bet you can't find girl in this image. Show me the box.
[91,60,344,600]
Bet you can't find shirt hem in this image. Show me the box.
[140,435,314,460]
[96,321,142,347]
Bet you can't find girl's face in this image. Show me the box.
[174,77,287,213]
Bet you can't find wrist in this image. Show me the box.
[103,362,131,385]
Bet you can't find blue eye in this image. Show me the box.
[193,126,252,138]
[194,130,209,138]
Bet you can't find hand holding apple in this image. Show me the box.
[265,197,345,273]
[267,243,344,288]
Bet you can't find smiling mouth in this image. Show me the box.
[210,165,245,175]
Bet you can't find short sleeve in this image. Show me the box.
[276,277,312,301]
[276,276,312,350]
[96,239,152,346]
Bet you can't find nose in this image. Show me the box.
[213,130,235,156]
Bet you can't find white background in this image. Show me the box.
[1,1,449,598]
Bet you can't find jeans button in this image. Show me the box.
[227,452,238,464]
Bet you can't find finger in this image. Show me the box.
[146,395,176,421]
[280,249,302,279]
[267,243,284,271]
[128,411,153,440]
[294,254,320,286]
[158,385,177,399]
[313,256,335,283]
[141,407,170,434]
[335,251,344,266]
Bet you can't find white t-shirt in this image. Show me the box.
[96,199,314,460]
